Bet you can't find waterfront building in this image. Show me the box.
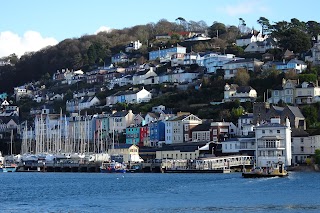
[254,117,292,167]
[148,121,165,147]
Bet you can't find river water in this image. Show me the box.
[1,171,320,212]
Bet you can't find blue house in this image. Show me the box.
[149,121,165,147]
[148,45,186,61]
[126,126,140,145]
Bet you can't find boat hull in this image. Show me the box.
[242,172,288,178]
[2,167,17,172]
[100,168,126,173]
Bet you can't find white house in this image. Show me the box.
[237,113,254,136]
[254,117,292,167]
[132,68,157,85]
[244,38,277,53]
[196,52,244,73]
[165,113,202,144]
[125,40,142,52]
[223,84,257,103]
[236,30,267,47]
[295,81,320,105]
[109,110,135,133]
[66,96,100,112]
[106,88,152,106]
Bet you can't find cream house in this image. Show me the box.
[108,144,143,163]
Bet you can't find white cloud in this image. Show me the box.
[0,31,58,58]
[218,0,269,16]
[95,26,113,34]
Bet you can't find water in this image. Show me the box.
[1,171,320,213]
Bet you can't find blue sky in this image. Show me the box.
[1,0,320,57]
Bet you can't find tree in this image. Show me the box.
[208,22,227,38]
[257,17,271,35]
[299,74,317,83]
[301,105,318,128]
[314,149,320,164]
[279,28,311,53]
[234,68,250,86]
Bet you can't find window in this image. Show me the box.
[277,130,280,133]
[269,130,273,133]
[300,146,304,152]
[262,130,265,134]
[300,138,304,143]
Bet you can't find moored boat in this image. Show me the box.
[100,161,127,173]
[2,163,18,172]
[242,162,288,178]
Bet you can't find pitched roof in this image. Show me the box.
[191,123,211,131]
[291,128,309,137]
[236,86,254,93]
[110,111,129,117]
[286,106,304,118]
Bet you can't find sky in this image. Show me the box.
[1,0,320,58]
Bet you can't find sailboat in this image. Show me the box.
[2,129,18,172]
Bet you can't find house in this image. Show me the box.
[223,84,257,103]
[237,113,254,136]
[236,30,267,47]
[163,68,200,84]
[108,144,143,163]
[305,36,320,65]
[223,58,264,79]
[165,113,202,144]
[132,68,157,85]
[148,120,165,147]
[190,123,211,142]
[291,128,312,164]
[49,93,64,101]
[196,52,244,73]
[109,110,135,133]
[108,75,133,89]
[183,52,198,65]
[144,112,159,125]
[14,85,34,101]
[221,137,255,156]
[66,96,100,112]
[105,88,152,106]
[254,117,292,167]
[253,102,306,130]
[295,81,320,105]
[125,40,142,52]
[210,121,237,142]
[149,44,186,61]
[111,52,129,64]
[126,126,142,145]
[244,38,277,53]
[268,79,298,105]
[155,142,206,160]
[185,33,211,42]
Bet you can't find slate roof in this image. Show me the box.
[286,105,304,118]
[110,111,129,117]
[157,142,207,152]
[224,58,262,64]
[291,128,309,137]
[236,86,254,93]
[191,123,211,131]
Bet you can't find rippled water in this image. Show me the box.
[0,171,320,212]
